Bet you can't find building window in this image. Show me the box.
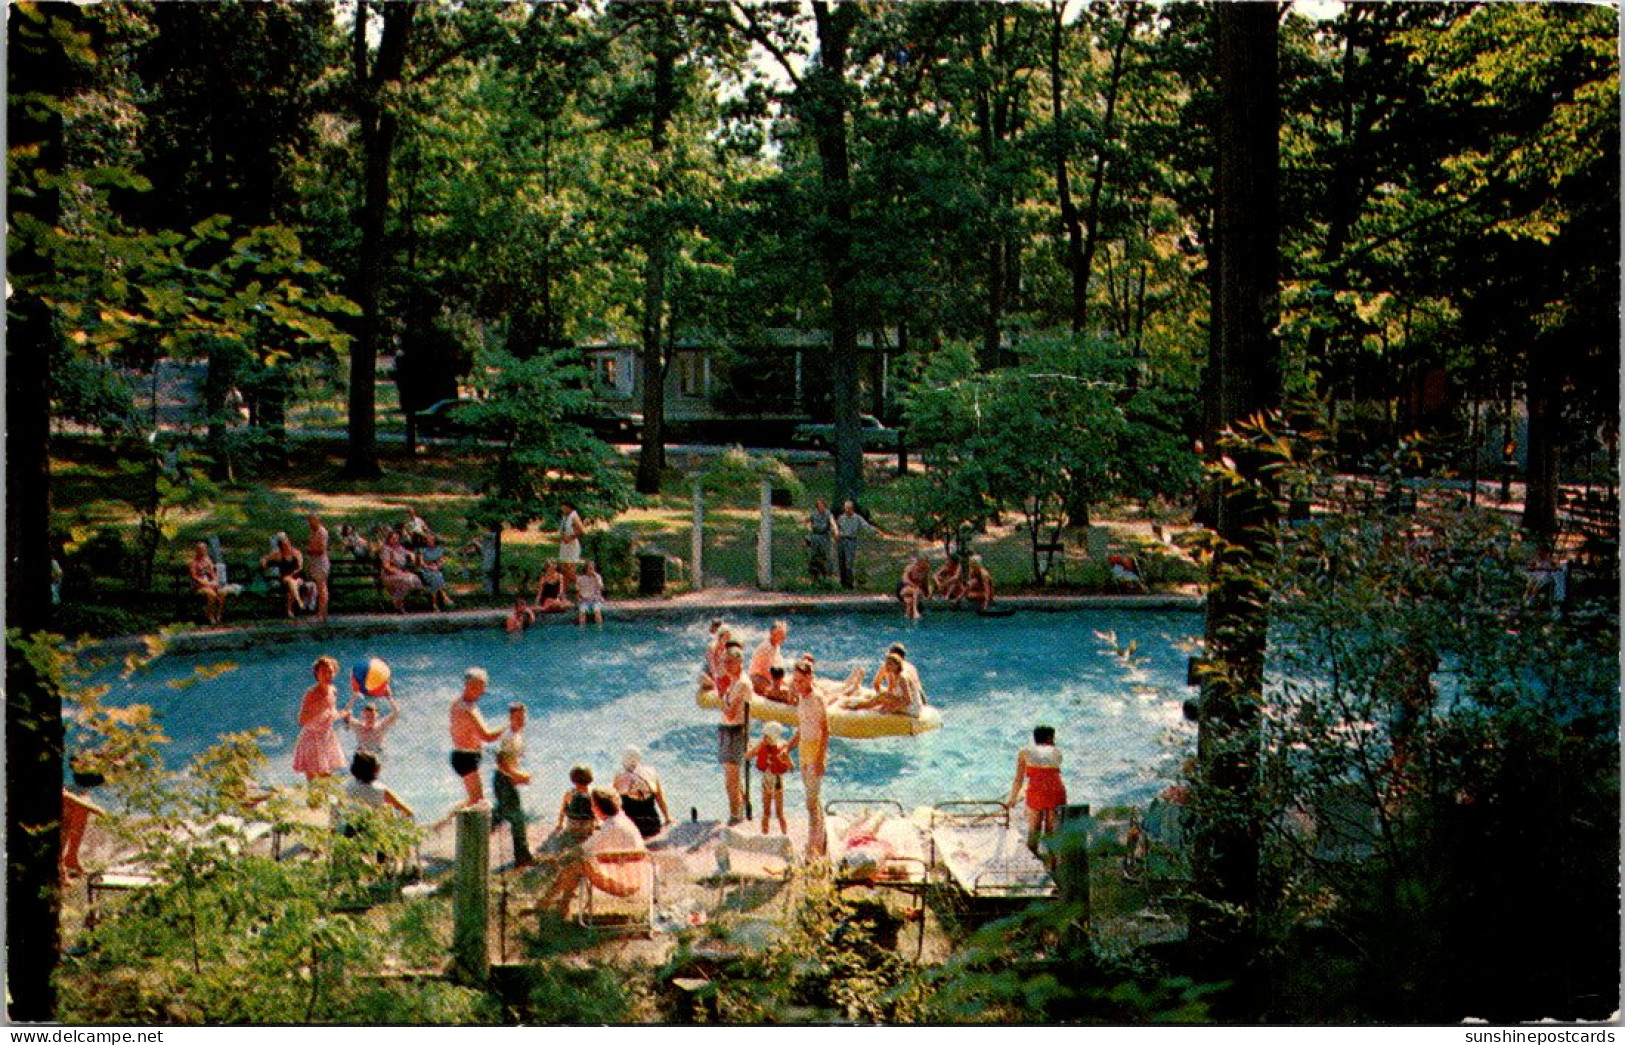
[598,356,618,390]
[678,353,703,397]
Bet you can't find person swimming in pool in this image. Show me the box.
[449,667,504,808]
[843,652,923,717]
[749,620,789,698]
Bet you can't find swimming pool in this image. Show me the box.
[97,609,1201,823]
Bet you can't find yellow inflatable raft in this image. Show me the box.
[696,681,943,739]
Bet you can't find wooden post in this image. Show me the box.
[451,805,490,985]
[757,478,773,589]
[691,481,705,592]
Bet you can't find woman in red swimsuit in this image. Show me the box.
[1008,724,1067,849]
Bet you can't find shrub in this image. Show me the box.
[583,524,637,595]
[69,527,131,580]
[50,602,163,639]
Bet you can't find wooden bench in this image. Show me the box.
[172,555,388,620]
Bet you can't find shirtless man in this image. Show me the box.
[718,643,752,825]
[448,667,504,808]
[305,513,331,623]
[898,553,932,619]
[793,655,832,858]
[749,620,789,698]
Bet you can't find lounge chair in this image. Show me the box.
[715,824,796,880]
[929,800,1056,913]
[576,847,658,936]
[828,799,931,957]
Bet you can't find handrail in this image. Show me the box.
[930,799,1010,830]
[826,797,905,818]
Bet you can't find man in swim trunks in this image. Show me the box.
[449,667,505,808]
[793,655,832,857]
[719,643,751,824]
[304,513,331,623]
[749,620,789,698]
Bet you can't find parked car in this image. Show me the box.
[792,414,899,451]
[414,398,482,438]
[413,398,641,443]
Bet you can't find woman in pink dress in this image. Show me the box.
[293,655,347,781]
[379,530,423,613]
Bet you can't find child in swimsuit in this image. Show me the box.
[505,594,536,634]
[745,721,797,836]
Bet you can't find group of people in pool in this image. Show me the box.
[445,664,673,911]
[703,618,934,847]
[288,615,1067,892]
[704,618,1070,849]
[705,618,930,718]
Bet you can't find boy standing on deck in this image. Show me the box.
[449,667,504,808]
[492,702,534,867]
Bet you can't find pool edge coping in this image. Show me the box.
[86,592,1205,657]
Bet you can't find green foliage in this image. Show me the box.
[904,335,1195,581]
[1199,411,1620,1022]
[582,524,637,595]
[44,635,471,1025]
[697,867,925,1023]
[464,347,638,532]
[514,957,636,1025]
[696,446,800,499]
[51,354,138,434]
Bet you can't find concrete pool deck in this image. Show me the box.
[137,588,1204,655]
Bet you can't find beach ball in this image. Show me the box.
[352,658,392,697]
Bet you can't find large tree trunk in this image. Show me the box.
[344,1,414,479]
[5,298,63,1026]
[974,12,1016,369]
[1194,2,1280,1010]
[1521,347,1560,540]
[1055,6,1133,336]
[6,3,81,1018]
[809,2,863,503]
[636,31,677,496]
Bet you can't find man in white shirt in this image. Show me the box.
[492,703,533,868]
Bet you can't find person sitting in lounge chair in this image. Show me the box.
[537,789,648,914]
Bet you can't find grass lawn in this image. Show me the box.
[47,434,1203,634]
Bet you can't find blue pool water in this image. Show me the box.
[99,610,1201,822]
